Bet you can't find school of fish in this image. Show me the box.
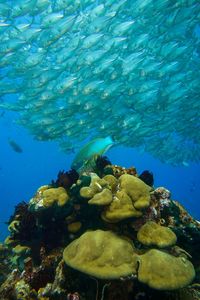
[0,0,200,165]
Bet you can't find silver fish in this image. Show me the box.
[0,0,199,166]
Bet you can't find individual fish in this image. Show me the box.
[23,52,44,68]
[82,33,103,49]
[71,137,114,170]
[8,139,23,153]
[112,20,135,36]
[54,75,77,94]
[103,36,127,50]
[83,80,104,95]
[88,4,105,19]
[0,39,25,54]
[0,53,15,67]
[101,82,123,99]
[83,49,107,65]
[87,15,114,32]
[93,54,118,74]
[19,28,42,42]
[10,0,36,18]
[121,52,144,75]
[41,12,64,28]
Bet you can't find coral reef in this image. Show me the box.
[1,156,200,300]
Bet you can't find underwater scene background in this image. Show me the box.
[0,109,200,241]
[0,0,200,299]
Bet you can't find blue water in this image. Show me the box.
[0,110,199,241]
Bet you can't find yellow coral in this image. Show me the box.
[42,187,69,207]
[101,174,151,223]
[138,249,195,290]
[137,221,177,248]
[29,185,69,210]
[80,174,113,206]
[119,174,151,210]
[102,190,142,222]
[103,174,118,192]
[37,185,49,193]
[80,174,108,199]
[63,230,139,279]
[88,188,113,205]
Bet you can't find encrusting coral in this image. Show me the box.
[1,156,200,300]
[63,230,139,280]
[101,174,152,222]
[119,174,152,210]
[101,189,143,222]
[29,186,69,210]
[80,173,109,198]
[137,221,177,248]
[137,249,195,290]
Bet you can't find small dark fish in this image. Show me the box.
[0,111,5,117]
[8,138,23,153]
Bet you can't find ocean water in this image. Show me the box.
[0,110,199,241]
[0,0,200,242]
